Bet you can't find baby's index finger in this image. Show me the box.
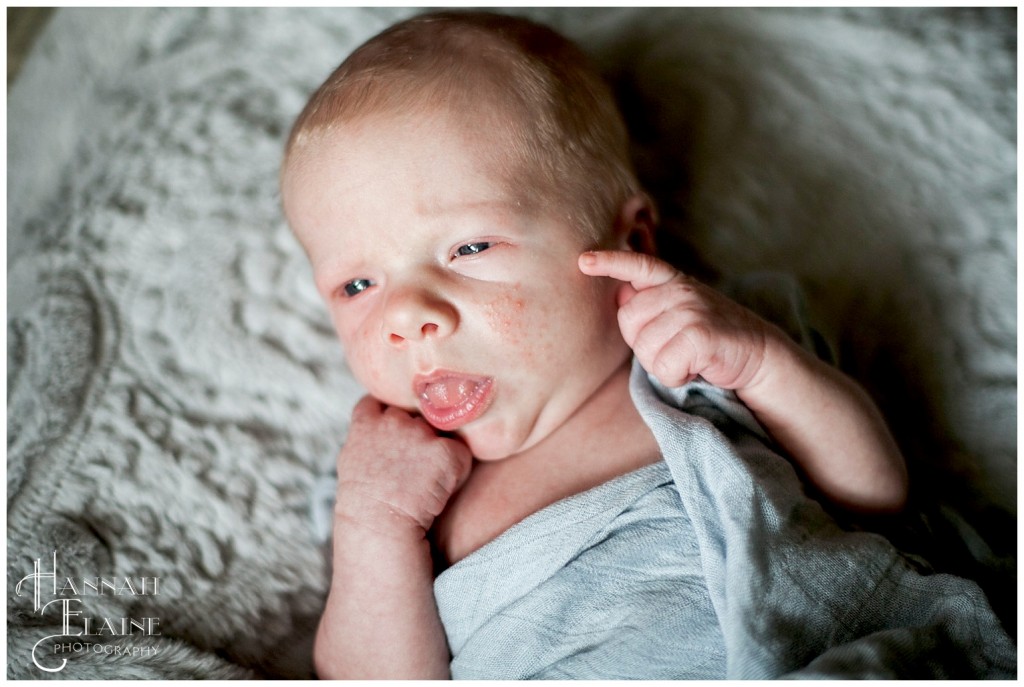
[578,250,679,290]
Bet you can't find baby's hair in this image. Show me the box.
[284,10,640,243]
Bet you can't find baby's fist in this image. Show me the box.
[335,396,473,539]
[580,250,773,391]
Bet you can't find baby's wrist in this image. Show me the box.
[333,491,432,546]
[740,326,814,401]
[331,510,435,580]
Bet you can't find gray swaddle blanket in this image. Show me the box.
[434,362,1016,678]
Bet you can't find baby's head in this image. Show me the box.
[281,11,655,460]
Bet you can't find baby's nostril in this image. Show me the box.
[389,333,404,345]
[422,323,439,337]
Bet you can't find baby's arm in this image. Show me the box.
[314,396,471,679]
[580,250,907,513]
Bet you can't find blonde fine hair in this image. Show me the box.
[284,11,640,243]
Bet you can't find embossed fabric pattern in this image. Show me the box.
[7,8,1015,679]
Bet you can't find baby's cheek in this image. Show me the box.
[340,326,388,390]
[484,285,557,364]
[483,286,527,344]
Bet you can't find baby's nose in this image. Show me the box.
[381,287,457,346]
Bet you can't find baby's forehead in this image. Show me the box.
[297,106,542,191]
[285,115,555,219]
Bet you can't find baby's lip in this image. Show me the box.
[413,370,495,432]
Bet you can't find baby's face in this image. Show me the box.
[281,110,630,461]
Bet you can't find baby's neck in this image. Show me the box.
[432,361,662,567]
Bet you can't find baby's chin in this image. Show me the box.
[459,428,516,462]
[459,415,546,463]
[466,441,516,463]
[361,391,519,460]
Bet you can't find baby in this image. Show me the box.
[280,11,1012,680]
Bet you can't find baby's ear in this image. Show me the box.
[612,193,658,255]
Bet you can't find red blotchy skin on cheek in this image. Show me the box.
[498,284,560,372]
[485,285,527,346]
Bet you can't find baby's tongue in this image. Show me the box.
[423,377,477,409]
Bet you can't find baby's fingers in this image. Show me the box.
[578,250,681,292]
[350,394,385,422]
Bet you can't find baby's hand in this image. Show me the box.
[580,250,778,391]
[335,396,473,540]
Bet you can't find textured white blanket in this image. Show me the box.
[7,8,1015,679]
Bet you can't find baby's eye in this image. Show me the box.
[341,278,374,298]
[453,242,492,258]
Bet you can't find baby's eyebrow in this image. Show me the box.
[416,197,525,218]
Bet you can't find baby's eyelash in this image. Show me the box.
[341,278,374,298]
[452,242,492,259]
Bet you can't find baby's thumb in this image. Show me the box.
[453,449,474,493]
[443,438,474,492]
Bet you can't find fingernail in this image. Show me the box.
[579,252,597,267]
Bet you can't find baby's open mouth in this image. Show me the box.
[414,372,495,432]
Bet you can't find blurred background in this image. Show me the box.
[7,8,54,85]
